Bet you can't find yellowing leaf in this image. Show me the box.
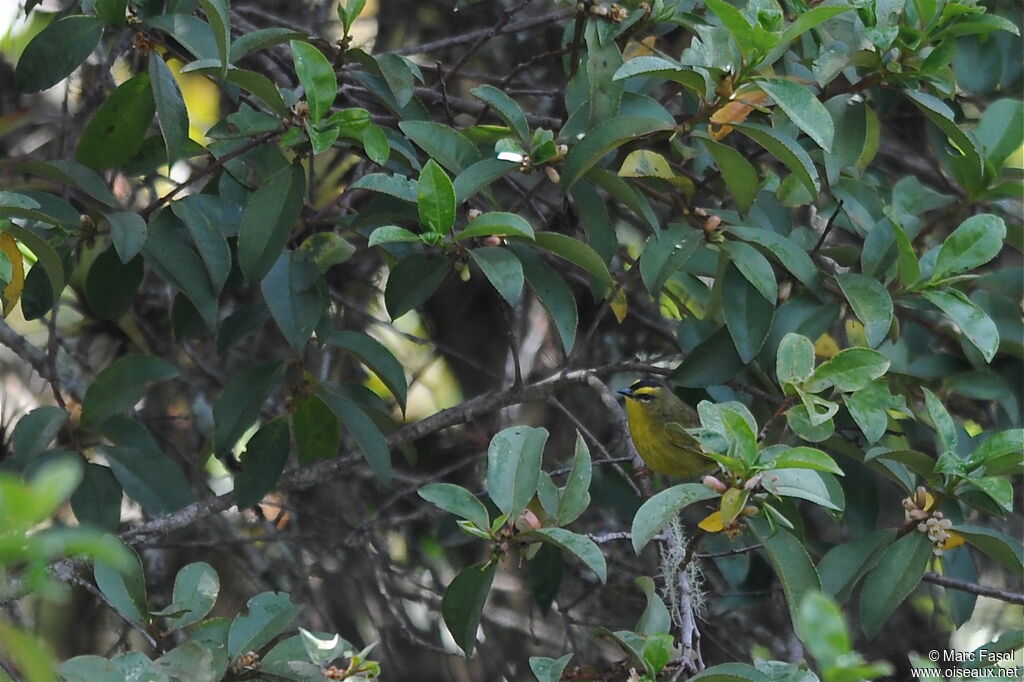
[709,88,768,140]
[845,318,868,348]
[619,150,674,179]
[168,58,219,141]
[0,232,25,317]
[611,288,628,323]
[940,532,966,551]
[814,332,840,359]
[698,510,725,532]
[622,36,658,60]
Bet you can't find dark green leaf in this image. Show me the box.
[922,289,999,363]
[612,56,707,96]
[758,78,834,151]
[158,562,220,630]
[290,41,336,122]
[818,529,896,603]
[417,159,456,234]
[11,405,68,463]
[227,592,302,660]
[560,117,672,189]
[197,0,230,76]
[457,211,535,241]
[442,562,496,657]
[383,254,449,320]
[529,528,607,583]
[955,525,1024,576]
[835,273,893,348]
[148,55,190,164]
[212,362,286,456]
[94,549,148,627]
[70,464,122,531]
[350,172,418,203]
[317,385,392,484]
[15,16,103,93]
[515,246,577,354]
[230,28,304,62]
[144,210,219,327]
[323,330,408,410]
[82,356,179,428]
[672,325,746,387]
[486,425,547,519]
[906,90,984,187]
[529,654,573,682]
[291,395,340,465]
[749,518,821,626]
[418,483,490,531]
[84,248,143,321]
[859,531,932,639]
[723,263,774,363]
[237,163,306,283]
[399,121,481,173]
[471,84,529,141]
[101,445,196,516]
[261,251,324,352]
[722,241,777,302]
[234,418,291,508]
[805,348,890,393]
[469,247,524,307]
[531,232,613,293]
[698,135,759,214]
[734,122,819,196]
[171,197,232,294]
[556,434,592,526]
[16,159,117,207]
[776,332,815,385]
[106,212,148,264]
[76,74,155,169]
[931,214,1006,281]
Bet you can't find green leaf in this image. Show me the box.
[704,0,753,55]
[529,654,573,682]
[560,117,673,189]
[749,518,821,626]
[771,447,843,476]
[723,263,774,363]
[238,163,307,283]
[453,159,516,204]
[290,41,336,122]
[969,429,1024,472]
[350,173,418,203]
[528,528,607,583]
[758,79,834,151]
[722,241,777,302]
[82,356,179,428]
[515,245,577,354]
[906,90,984,187]
[672,325,746,387]
[764,468,844,510]
[197,0,230,77]
[234,418,290,508]
[835,273,893,348]
[101,445,196,516]
[107,212,148,264]
[419,483,490,531]
[212,362,286,456]
[764,6,852,66]
[368,225,421,247]
[640,227,703,295]
[16,159,117,207]
[170,197,232,294]
[786,404,834,442]
[471,84,529,141]
[148,55,190,164]
[486,425,547,519]
[689,663,773,682]
[469,247,524,307]
[457,211,535,241]
[144,211,218,328]
[734,122,819,196]
[261,251,324,352]
[15,15,103,93]
[323,330,408,410]
[557,434,592,526]
[931,214,1006,281]
[94,549,148,627]
[70,463,121,531]
[776,332,815,385]
[922,289,1000,363]
[417,159,456,235]
[631,483,718,553]
[399,121,481,173]
[531,232,613,293]
[11,405,68,463]
[954,525,1024,577]
[229,28,304,62]
[442,562,496,657]
[818,529,896,603]
[698,135,759,214]
[84,248,143,321]
[157,562,220,630]
[383,254,449,320]
[975,98,1024,169]
[76,74,155,169]
[922,387,958,454]
[227,592,302,660]
[806,348,890,393]
[859,531,932,639]
[796,591,853,668]
[612,56,707,96]
[291,395,340,465]
[316,385,392,484]
[844,382,894,443]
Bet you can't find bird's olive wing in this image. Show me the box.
[664,422,703,454]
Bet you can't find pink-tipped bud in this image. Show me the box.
[702,475,727,493]
[743,474,762,491]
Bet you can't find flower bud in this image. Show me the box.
[701,475,727,493]
[743,474,762,491]
[467,208,482,220]
[545,166,560,184]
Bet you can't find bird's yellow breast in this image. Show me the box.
[625,398,712,479]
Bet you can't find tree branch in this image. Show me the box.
[923,571,1024,605]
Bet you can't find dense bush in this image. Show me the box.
[0,0,1021,680]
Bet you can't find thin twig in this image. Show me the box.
[393,8,573,56]
[812,200,844,254]
[922,572,1024,605]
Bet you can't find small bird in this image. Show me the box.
[618,378,714,479]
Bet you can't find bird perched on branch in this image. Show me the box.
[618,378,714,480]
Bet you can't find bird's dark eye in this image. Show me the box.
[636,393,655,402]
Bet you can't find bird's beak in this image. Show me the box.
[617,388,633,398]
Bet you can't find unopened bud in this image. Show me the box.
[740,505,759,517]
[545,166,560,184]
[701,475,727,493]
[703,215,722,234]
[917,522,929,533]
[467,208,483,220]
[743,474,762,491]
[909,509,929,520]
[932,547,944,557]
[481,235,503,247]
[915,486,928,508]
[515,508,543,532]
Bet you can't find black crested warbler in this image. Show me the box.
[618,378,714,479]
